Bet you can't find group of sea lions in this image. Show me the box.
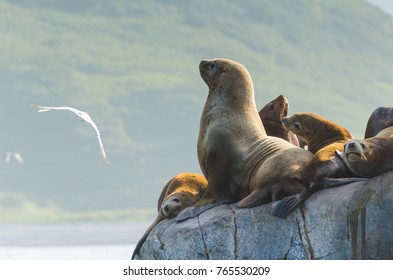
[132,58,393,259]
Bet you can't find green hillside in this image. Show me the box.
[0,192,154,223]
[1,0,393,221]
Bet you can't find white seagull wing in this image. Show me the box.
[87,118,110,164]
[31,105,92,122]
[32,104,110,164]
[31,105,79,114]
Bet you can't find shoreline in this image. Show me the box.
[0,221,150,247]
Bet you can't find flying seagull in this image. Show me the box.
[31,105,110,164]
[4,152,24,164]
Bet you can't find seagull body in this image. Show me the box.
[4,152,24,164]
[31,105,110,164]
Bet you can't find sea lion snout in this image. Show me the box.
[199,60,217,72]
[277,95,288,106]
[344,140,357,153]
[199,60,217,88]
[346,142,355,149]
[199,59,209,69]
[343,140,364,163]
[344,140,366,152]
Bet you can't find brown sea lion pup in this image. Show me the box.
[131,173,207,259]
[259,95,300,146]
[176,59,312,221]
[343,126,393,178]
[364,107,393,138]
[273,113,364,218]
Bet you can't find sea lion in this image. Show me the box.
[259,95,300,146]
[273,112,364,218]
[131,173,207,259]
[364,107,393,138]
[343,126,393,178]
[176,58,312,221]
[236,147,312,208]
[281,113,353,154]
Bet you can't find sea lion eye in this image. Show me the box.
[293,123,301,130]
[209,62,217,73]
[361,143,366,149]
[172,197,180,203]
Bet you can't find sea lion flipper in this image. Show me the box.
[176,200,227,222]
[272,189,311,219]
[272,195,298,218]
[321,177,365,187]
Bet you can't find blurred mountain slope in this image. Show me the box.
[0,0,392,216]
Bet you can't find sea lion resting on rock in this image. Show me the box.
[132,173,207,259]
[364,107,393,138]
[259,95,300,146]
[176,59,313,221]
[236,146,312,208]
[343,126,393,178]
[340,106,393,177]
[273,113,364,218]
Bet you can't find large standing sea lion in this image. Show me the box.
[343,126,393,178]
[259,95,300,146]
[273,113,364,218]
[176,59,313,221]
[364,107,393,138]
[131,173,207,259]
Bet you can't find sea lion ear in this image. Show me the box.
[222,67,228,72]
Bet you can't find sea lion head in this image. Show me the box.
[282,113,313,139]
[160,191,199,218]
[199,58,253,96]
[343,140,367,163]
[259,95,289,122]
[282,112,352,153]
[365,107,393,138]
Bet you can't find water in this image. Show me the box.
[0,244,135,260]
[0,221,150,260]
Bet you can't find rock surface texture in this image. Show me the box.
[136,171,393,260]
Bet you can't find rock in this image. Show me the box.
[136,170,393,260]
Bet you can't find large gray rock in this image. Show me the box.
[137,171,393,260]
